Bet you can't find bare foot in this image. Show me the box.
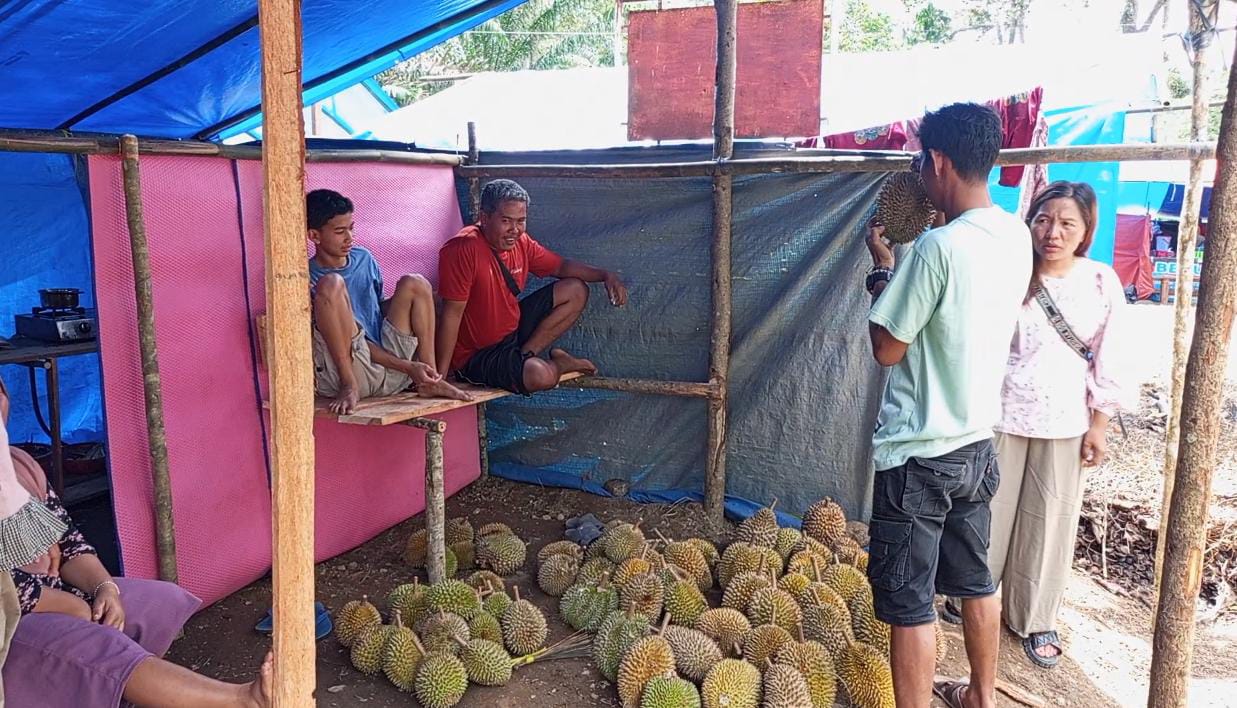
[551,348,598,376]
[328,384,360,415]
[418,378,474,402]
[242,651,273,708]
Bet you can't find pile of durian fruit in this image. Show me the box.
[333,518,587,708]
[538,498,948,708]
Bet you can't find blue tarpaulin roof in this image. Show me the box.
[0,0,523,139]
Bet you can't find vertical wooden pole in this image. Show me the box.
[120,134,179,586]
[706,0,737,526]
[1154,0,1216,610]
[409,418,448,583]
[467,121,481,223]
[1148,35,1237,708]
[258,1,316,705]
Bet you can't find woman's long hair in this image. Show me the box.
[1024,181,1098,303]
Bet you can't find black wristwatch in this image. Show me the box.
[865,266,894,295]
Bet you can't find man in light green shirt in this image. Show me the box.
[863,103,1030,708]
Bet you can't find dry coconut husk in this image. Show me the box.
[873,171,937,244]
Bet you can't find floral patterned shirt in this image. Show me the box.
[9,484,97,615]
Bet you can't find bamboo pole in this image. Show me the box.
[258,0,316,704]
[119,135,179,586]
[706,0,737,526]
[1148,34,1237,708]
[1153,0,1216,619]
[408,418,448,583]
[570,377,718,398]
[467,121,482,221]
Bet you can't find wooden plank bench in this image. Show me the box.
[254,314,581,582]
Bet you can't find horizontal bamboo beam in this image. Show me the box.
[0,131,463,165]
[568,376,718,398]
[995,142,1216,165]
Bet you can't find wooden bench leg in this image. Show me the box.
[407,418,448,583]
[477,402,489,478]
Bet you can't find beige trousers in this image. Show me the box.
[987,432,1087,637]
[0,573,19,708]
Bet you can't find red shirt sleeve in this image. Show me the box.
[524,233,564,278]
[438,238,475,302]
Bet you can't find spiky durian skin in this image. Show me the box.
[721,572,772,612]
[414,652,469,708]
[500,599,547,655]
[774,527,802,562]
[694,608,751,657]
[685,538,720,568]
[459,638,513,686]
[734,507,779,548]
[466,570,505,594]
[468,610,503,644]
[617,635,676,708]
[481,589,512,618]
[476,522,513,538]
[537,552,580,597]
[874,171,937,244]
[820,563,869,606]
[837,642,895,708]
[665,541,713,592]
[381,625,422,692]
[418,612,470,654]
[426,579,482,620]
[350,624,395,675]
[604,523,647,563]
[744,587,802,635]
[560,582,619,632]
[593,611,653,682]
[662,625,723,683]
[577,557,617,586]
[641,675,702,708]
[761,664,813,708]
[774,640,837,708]
[445,516,474,545]
[664,579,708,627]
[701,659,762,708]
[476,533,527,576]
[538,539,584,564]
[336,598,382,648]
[801,603,854,659]
[801,499,847,546]
[405,528,429,567]
[620,572,665,618]
[742,624,793,666]
[448,541,475,571]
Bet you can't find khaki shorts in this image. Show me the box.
[0,572,19,707]
[313,318,418,399]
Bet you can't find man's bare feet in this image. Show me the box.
[551,348,598,376]
[328,384,360,415]
[418,378,474,402]
[241,651,273,708]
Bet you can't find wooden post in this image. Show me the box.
[120,135,178,585]
[467,121,481,223]
[258,0,316,705]
[1154,0,1216,612]
[408,418,448,583]
[476,403,490,478]
[706,0,737,526]
[1148,35,1237,708]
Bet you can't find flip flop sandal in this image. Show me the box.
[1023,630,1061,668]
[932,679,969,708]
[940,598,963,625]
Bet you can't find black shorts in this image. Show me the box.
[456,283,557,394]
[867,439,1000,626]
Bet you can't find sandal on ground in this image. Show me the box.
[940,598,963,625]
[933,679,969,708]
[1022,630,1061,668]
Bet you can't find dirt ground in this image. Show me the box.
[168,476,1237,707]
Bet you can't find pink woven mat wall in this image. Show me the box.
[89,155,476,605]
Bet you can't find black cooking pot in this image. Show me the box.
[40,288,81,310]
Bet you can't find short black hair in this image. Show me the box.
[306,189,353,230]
[917,103,1003,183]
[480,179,530,214]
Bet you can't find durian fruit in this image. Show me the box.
[481,587,513,618]
[761,662,813,708]
[458,637,513,686]
[664,541,713,593]
[381,613,424,692]
[476,533,527,576]
[852,604,891,657]
[745,587,802,635]
[874,170,937,244]
[641,675,702,708]
[594,610,654,682]
[449,540,475,571]
[500,587,547,655]
[721,571,772,612]
[718,543,763,589]
[797,582,847,612]
[476,522,514,538]
[734,501,779,549]
[351,623,396,675]
[537,539,584,564]
[694,608,750,658]
[336,596,382,648]
[786,550,831,578]
[640,545,668,573]
[821,563,869,606]
[445,517,474,546]
[466,570,506,594]
[405,528,429,567]
[662,625,723,683]
[537,552,580,597]
[801,603,854,659]
[701,659,762,708]
[426,579,482,620]
[621,572,666,619]
[801,499,847,546]
[685,538,720,569]
[663,574,708,627]
[846,520,871,548]
[774,640,837,708]
[468,609,504,644]
[614,556,655,588]
[577,557,617,586]
[418,611,470,654]
[743,624,793,666]
[791,535,832,559]
[387,580,429,626]
[443,545,459,578]
[617,633,676,708]
[855,550,870,573]
[776,572,812,602]
[414,651,469,708]
[831,536,864,567]
[836,642,895,708]
[774,527,802,563]
[604,522,647,564]
[560,578,620,632]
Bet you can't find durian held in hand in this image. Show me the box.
[872,170,938,244]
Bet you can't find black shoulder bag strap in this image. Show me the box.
[1033,284,1092,362]
[490,248,521,299]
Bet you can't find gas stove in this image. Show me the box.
[15,306,97,343]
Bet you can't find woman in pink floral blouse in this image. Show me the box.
[944,181,1130,668]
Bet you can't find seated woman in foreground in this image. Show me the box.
[1,398,271,707]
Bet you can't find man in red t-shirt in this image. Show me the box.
[437,179,628,394]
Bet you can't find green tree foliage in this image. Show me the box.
[903,0,953,46]
[839,0,901,52]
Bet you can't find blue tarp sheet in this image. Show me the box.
[1,0,523,139]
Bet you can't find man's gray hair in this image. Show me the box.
[480,179,530,214]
